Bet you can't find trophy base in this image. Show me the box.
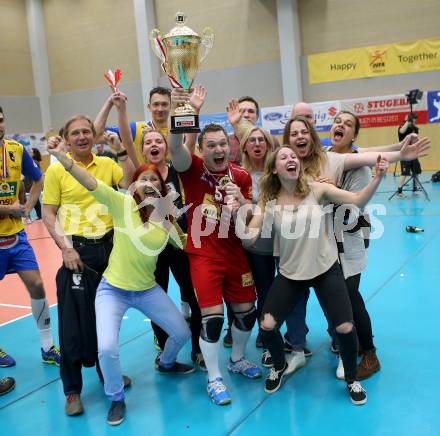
[170,114,200,133]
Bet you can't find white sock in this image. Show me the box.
[199,337,222,382]
[31,298,53,352]
[230,323,251,362]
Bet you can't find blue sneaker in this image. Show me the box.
[207,378,231,405]
[228,358,262,379]
[0,349,16,367]
[41,345,61,366]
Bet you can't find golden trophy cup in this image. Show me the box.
[150,12,214,133]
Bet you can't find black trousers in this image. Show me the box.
[261,262,359,382]
[58,236,112,395]
[151,244,202,353]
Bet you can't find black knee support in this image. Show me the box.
[233,307,257,331]
[200,314,224,343]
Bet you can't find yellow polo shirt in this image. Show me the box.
[42,153,123,237]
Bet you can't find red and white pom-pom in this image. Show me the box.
[104,68,122,92]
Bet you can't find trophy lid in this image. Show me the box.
[163,12,200,39]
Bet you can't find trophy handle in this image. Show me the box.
[199,27,214,63]
[149,29,166,63]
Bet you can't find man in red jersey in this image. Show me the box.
[168,88,262,406]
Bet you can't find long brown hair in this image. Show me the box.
[239,126,275,172]
[259,148,310,204]
[283,115,327,179]
[131,163,168,223]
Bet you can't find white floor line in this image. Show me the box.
[0,303,32,309]
[0,303,58,327]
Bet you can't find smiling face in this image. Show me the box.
[148,93,171,124]
[288,120,312,159]
[142,131,167,164]
[330,112,358,150]
[65,119,94,159]
[201,130,230,172]
[135,169,163,201]
[273,146,300,180]
[245,129,268,162]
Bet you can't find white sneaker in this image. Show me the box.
[336,355,345,380]
[285,350,306,375]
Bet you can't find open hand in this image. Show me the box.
[226,99,243,126]
[400,136,430,161]
[189,85,207,113]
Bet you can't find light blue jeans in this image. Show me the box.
[95,277,191,401]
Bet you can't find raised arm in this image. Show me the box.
[357,132,419,153]
[344,135,430,170]
[167,89,193,172]
[185,84,207,153]
[226,99,253,140]
[318,156,388,209]
[111,92,141,169]
[94,95,114,137]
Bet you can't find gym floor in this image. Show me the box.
[1,173,439,436]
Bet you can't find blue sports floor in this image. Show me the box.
[1,174,439,436]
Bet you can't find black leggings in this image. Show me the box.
[344,274,375,352]
[260,262,359,382]
[151,244,202,353]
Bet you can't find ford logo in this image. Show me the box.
[264,112,283,121]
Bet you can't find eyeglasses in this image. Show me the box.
[248,137,266,144]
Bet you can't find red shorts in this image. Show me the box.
[188,253,256,309]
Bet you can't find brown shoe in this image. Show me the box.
[357,350,380,380]
[123,375,132,388]
[65,393,84,416]
[0,377,15,395]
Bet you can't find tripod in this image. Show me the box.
[389,173,430,201]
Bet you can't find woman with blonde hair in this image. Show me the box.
[239,145,390,404]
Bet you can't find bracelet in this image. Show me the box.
[118,157,128,162]
[116,149,128,158]
[65,159,74,172]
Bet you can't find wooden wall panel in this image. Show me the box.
[0,0,35,95]
[43,0,140,94]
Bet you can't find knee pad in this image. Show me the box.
[233,306,257,331]
[200,314,224,343]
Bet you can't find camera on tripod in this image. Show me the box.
[405,89,423,106]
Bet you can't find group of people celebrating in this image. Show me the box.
[0,84,430,426]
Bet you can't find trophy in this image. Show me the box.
[150,12,214,133]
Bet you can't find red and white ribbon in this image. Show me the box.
[104,68,122,92]
[152,35,183,88]
[1,142,8,179]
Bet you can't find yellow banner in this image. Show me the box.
[308,38,440,84]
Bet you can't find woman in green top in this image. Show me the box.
[47,137,194,426]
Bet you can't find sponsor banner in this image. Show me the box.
[311,100,341,132]
[308,37,440,84]
[427,90,440,123]
[341,93,428,128]
[261,101,341,134]
[199,113,262,136]
[261,105,291,135]
[199,112,233,134]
